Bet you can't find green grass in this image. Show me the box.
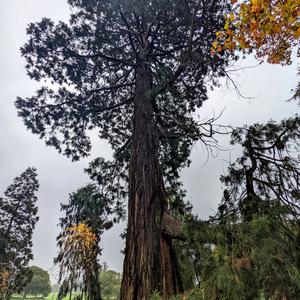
[12,292,117,300]
[12,292,76,300]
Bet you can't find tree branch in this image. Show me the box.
[67,48,135,66]
[119,10,138,56]
[92,98,133,114]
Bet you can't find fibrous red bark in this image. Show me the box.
[120,48,183,300]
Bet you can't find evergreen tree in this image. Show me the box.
[182,115,300,299]
[16,1,234,297]
[0,168,39,300]
[221,115,300,223]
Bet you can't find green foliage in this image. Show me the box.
[0,168,39,300]
[176,116,300,299]
[16,0,236,219]
[99,269,121,299]
[150,289,203,300]
[23,266,51,297]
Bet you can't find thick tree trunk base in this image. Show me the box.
[120,54,183,300]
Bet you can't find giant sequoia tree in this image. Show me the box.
[16,0,233,298]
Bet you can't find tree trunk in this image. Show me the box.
[120,50,183,299]
[86,261,101,300]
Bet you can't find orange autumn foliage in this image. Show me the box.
[0,270,11,297]
[212,0,300,64]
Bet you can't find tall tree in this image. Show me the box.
[16,1,233,298]
[0,168,39,300]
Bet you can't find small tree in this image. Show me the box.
[99,269,122,299]
[0,168,39,300]
[23,266,51,297]
[56,223,98,300]
[55,184,123,300]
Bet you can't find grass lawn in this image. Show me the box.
[12,292,75,300]
[12,293,117,300]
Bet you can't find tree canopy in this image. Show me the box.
[178,115,300,299]
[23,266,51,297]
[99,268,122,299]
[17,1,235,298]
[16,0,233,187]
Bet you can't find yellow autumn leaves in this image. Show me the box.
[65,223,97,265]
[0,270,10,297]
[67,223,97,251]
[212,0,300,64]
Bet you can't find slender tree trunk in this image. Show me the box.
[86,261,101,300]
[120,49,183,299]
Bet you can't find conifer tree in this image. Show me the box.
[16,1,234,298]
[179,116,300,299]
[0,168,39,300]
[206,115,300,299]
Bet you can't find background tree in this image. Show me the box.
[0,168,39,300]
[55,184,123,300]
[22,266,51,297]
[99,267,122,300]
[16,0,235,298]
[181,116,300,299]
[56,223,98,300]
[220,115,300,224]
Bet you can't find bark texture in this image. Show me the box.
[120,49,183,300]
[86,262,101,300]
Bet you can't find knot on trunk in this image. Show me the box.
[161,212,186,241]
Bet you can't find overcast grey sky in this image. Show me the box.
[0,0,298,284]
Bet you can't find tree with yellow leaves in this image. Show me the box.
[0,271,10,298]
[212,0,300,65]
[56,222,100,300]
[55,184,122,300]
